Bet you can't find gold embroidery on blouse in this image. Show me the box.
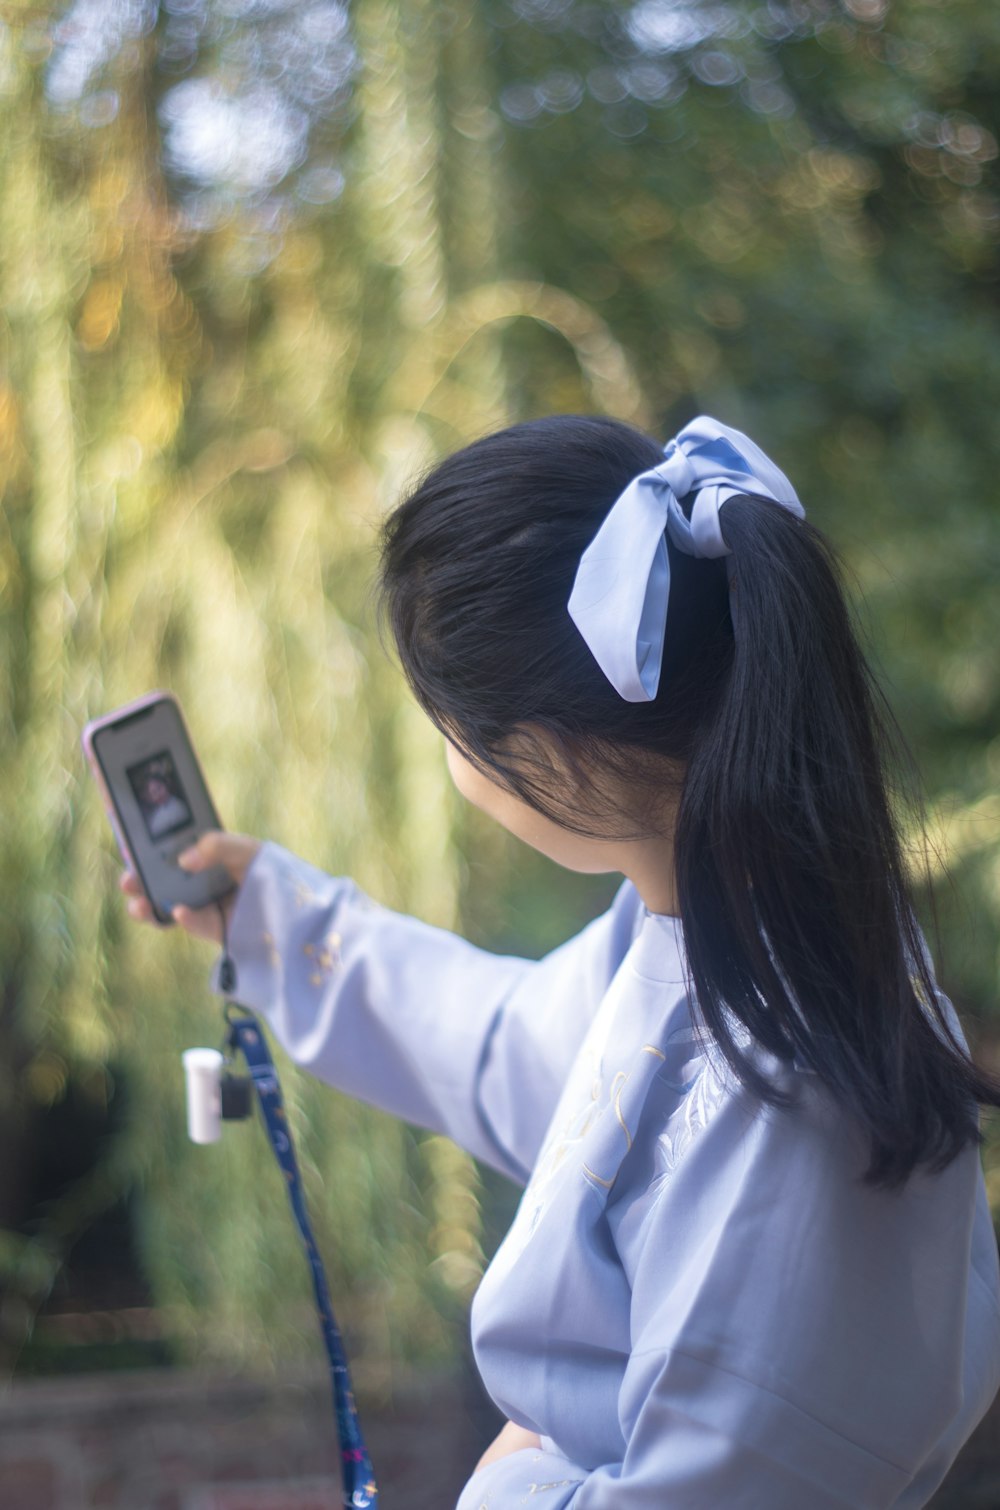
[303,934,342,986]
[582,1163,614,1189]
[261,930,281,966]
[642,1044,666,1059]
[612,1070,633,1152]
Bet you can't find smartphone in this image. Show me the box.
[83,691,235,925]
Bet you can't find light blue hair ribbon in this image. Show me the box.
[567,415,806,703]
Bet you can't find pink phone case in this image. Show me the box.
[82,690,228,925]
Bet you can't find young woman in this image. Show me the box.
[124,415,1000,1507]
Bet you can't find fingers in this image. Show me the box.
[119,873,222,941]
[473,1421,543,1476]
[127,893,154,923]
[119,869,153,922]
[118,829,259,943]
[171,902,223,945]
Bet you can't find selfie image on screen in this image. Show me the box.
[126,750,194,841]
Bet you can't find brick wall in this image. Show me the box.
[1,1362,997,1509]
[0,1366,485,1510]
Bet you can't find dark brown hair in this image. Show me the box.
[379,414,1000,1187]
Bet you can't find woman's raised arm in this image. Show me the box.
[123,832,640,1183]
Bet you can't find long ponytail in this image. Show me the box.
[380,415,1000,1189]
[676,495,996,1186]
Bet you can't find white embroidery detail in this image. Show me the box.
[526,1479,584,1495]
[654,1059,727,1183]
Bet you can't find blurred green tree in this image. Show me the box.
[1,0,997,1380]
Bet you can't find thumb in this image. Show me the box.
[177,830,260,885]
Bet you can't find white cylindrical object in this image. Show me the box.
[182,1047,224,1144]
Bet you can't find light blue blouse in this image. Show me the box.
[215,841,1000,1508]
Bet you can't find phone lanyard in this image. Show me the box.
[218,927,378,1509]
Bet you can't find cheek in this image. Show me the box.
[444,741,477,802]
[444,740,614,874]
[507,811,607,871]
[446,742,537,830]
[445,741,505,814]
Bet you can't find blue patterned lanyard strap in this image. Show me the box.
[225,1008,379,1510]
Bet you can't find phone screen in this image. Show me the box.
[126,750,196,841]
[86,694,234,924]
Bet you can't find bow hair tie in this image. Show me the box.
[567,415,805,702]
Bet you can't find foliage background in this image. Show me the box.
[1,0,998,1385]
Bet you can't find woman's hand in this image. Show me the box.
[473,1421,543,1476]
[119,829,261,945]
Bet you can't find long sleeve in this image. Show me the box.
[213,841,640,1182]
[459,1058,1000,1508]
